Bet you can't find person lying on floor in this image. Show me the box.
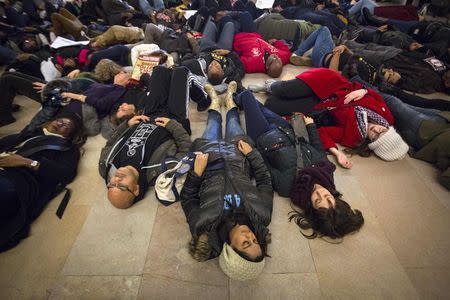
[180,81,273,281]
[98,66,193,209]
[235,90,364,239]
[0,112,84,252]
[252,68,409,168]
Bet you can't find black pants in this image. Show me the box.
[264,78,320,116]
[0,72,44,119]
[143,66,191,134]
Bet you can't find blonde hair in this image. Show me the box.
[189,233,212,262]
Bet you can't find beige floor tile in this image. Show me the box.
[406,267,450,299]
[264,194,316,274]
[49,275,141,299]
[229,273,322,300]
[0,205,90,299]
[352,156,450,268]
[62,191,159,275]
[310,175,418,298]
[143,203,228,286]
[138,274,228,299]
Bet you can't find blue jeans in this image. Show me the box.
[348,0,377,16]
[86,44,130,70]
[202,108,245,140]
[381,93,446,148]
[200,21,235,52]
[295,27,334,67]
[285,7,345,36]
[236,90,289,141]
[139,0,165,14]
[386,19,419,33]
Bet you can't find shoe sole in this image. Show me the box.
[290,56,312,66]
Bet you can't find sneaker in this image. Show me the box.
[290,54,312,66]
[225,81,237,111]
[265,79,277,94]
[247,84,266,93]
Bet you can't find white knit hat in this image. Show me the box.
[368,127,409,161]
[219,243,265,281]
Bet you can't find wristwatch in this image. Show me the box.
[30,160,39,168]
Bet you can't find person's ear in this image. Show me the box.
[133,184,140,196]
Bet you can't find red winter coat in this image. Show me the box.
[233,32,291,74]
[296,68,394,150]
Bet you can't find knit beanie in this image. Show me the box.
[219,243,265,281]
[368,127,409,161]
[94,59,124,82]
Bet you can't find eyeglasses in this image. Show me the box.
[107,182,134,195]
[55,119,74,130]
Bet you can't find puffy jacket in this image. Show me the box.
[233,32,291,74]
[180,136,273,258]
[256,122,327,197]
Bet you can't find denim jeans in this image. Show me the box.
[200,21,235,52]
[283,7,345,36]
[202,108,245,140]
[236,90,289,141]
[386,19,419,33]
[294,27,333,67]
[139,0,165,15]
[381,93,447,148]
[348,0,377,16]
[86,44,131,70]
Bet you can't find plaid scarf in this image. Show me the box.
[354,106,390,139]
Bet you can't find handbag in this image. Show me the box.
[154,153,195,206]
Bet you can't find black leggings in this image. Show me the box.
[264,78,321,116]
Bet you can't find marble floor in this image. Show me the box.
[0,65,449,299]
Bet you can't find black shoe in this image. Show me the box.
[362,7,385,27]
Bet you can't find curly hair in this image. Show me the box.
[189,233,212,262]
[94,59,123,82]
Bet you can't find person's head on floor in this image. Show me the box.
[207,60,224,85]
[367,126,409,161]
[43,112,84,142]
[113,71,132,87]
[94,59,124,83]
[265,54,282,78]
[20,35,40,53]
[290,183,364,240]
[107,166,140,209]
[381,68,401,85]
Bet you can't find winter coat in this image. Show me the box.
[98,119,191,187]
[0,130,80,252]
[256,122,327,197]
[297,68,394,150]
[233,32,291,74]
[180,136,273,258]
[411,112,450,190]
[255,13,321,46]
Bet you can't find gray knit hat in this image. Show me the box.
[219,243,265,281]
[368,127,409,161]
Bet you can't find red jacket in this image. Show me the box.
[233,32,291,74]
[297,68,394,150]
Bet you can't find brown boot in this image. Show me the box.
[225,81,237,111]
[204,84,221,112]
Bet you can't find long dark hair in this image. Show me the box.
[289,190,364,239]
[344,138,372,157]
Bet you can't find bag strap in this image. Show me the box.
[18,143,73,157]
[56,188,71,219]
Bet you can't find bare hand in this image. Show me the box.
[194,152,209,176]
[377,25,389,32]
[330,148,352,169]
[128,115,150,126]
[154,117,171,127]
[67,69,80,79]
[213,49,230,56]
[62,92,85,102]
[303,115,314,125]
[238,140,253,156]
[32,82,46,93]
[332,45,347,55]
[344,89,367,104]
[0,153,31,168]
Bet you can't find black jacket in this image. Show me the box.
[0,130,80,252]
[256,123,327,197]
[180,136,273,258]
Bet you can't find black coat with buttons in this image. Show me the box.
[256,123,327,197]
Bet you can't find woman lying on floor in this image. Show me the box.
[256,68,409,169]
[235,90,364,239]
[180,82,273,281]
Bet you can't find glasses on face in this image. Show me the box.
[55,119,73,130]
[107,182,134,195]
